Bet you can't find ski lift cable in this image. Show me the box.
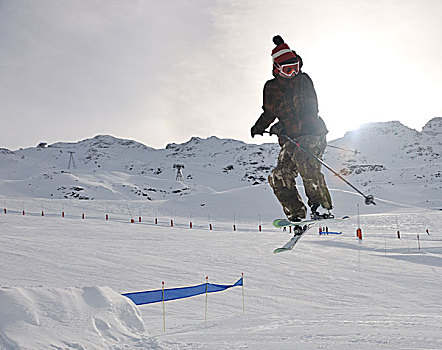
[326,144,360,154]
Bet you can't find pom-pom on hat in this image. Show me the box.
[272,35,302,75]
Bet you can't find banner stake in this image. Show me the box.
[162,281,166,332]
[205,276,209,321]
[242,273,245,314]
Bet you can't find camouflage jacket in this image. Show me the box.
[253,72,327,144]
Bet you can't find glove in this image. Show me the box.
[269,122,282,137]
[251,124,264,138]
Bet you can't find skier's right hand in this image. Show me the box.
[251,125,264,138]
[269,122,282,137]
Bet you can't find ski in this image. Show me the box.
[273,215,349,228]
[273,223,315,253]
[272,216,349,253]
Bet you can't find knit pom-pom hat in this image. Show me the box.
[272,35,303,75]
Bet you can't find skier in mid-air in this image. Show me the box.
[251,35,333,222]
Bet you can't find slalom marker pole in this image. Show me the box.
[264,132,375,205]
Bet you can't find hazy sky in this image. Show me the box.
[1,0,441,150]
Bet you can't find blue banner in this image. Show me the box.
[122,277,243,306]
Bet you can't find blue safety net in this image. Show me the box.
[122,277,243,306]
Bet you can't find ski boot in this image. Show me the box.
[285,214,307,236]
[310,205,334,220]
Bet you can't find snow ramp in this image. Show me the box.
[0,286,161,350]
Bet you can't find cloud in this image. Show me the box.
[1,0,441,150]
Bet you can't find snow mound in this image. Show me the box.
[0,286,159,349]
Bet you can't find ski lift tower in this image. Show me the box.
[67,151,77,170]
[173,164,185,181]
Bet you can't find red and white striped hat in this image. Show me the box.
[272,35,301,74]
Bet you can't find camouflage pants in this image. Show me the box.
[268,134,333,220]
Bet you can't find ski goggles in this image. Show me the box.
[276,61,300,77]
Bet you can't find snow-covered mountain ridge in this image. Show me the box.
[0,118,440,209]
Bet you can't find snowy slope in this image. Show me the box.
[1,201,441,349]
[1,119,442,349]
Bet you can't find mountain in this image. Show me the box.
[0,118,441,211]
[326,118,441,208]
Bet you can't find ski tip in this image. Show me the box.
[273,218,290,228]
[273,248,288,254]
[272,219,282,228]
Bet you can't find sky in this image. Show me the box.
[1,0,441,150]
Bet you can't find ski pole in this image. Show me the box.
[265,131,375,205]
[285,134,375,205]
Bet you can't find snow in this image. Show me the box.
[0,285,154,349]
[1,119,442,349]
[1,203,441,349]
